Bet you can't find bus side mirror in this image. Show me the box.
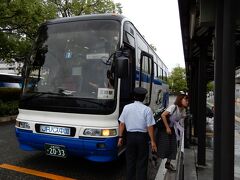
[116,56,128,78]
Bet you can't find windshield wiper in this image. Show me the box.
[76,98,108,107]
[21,91,70,102]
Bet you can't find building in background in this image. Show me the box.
[0,60,22,75]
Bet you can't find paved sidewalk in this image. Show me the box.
[184,146,213,180]
[184,147,197,180]
[154,158,176,180]
[154,141,183,180]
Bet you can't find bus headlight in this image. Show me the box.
[16,120,30,129]
[83,128,117,137]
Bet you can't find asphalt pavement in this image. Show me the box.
[0,122,127,180]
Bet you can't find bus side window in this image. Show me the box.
[140,52,153,105]
[154,62,158,78]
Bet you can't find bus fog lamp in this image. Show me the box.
[97,143,106,149]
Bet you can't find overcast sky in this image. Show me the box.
[114,0,185,72]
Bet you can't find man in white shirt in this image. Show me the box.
[117,87,157,180]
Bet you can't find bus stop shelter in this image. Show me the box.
[178,0,240,179]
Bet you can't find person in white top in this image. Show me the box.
[158,93,189,171]
[118,87,157,180]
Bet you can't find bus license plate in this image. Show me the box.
[45,144,67,158]
[40,125,70,136]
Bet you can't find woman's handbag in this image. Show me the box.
[156,105,177,130]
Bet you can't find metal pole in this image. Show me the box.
[214,0,235,179]
[197,43,207,166]
[193,62,199,138]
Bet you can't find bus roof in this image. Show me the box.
[46,14,126,25]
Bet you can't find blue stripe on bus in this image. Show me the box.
[135,70,163,85]
[15,128,118,162]
[0,82,21,88]
[153,78,162,85]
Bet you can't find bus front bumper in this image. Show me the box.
[15,128,119,162]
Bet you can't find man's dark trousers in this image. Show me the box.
[126,132,149,180]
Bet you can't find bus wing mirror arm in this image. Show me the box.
[115,56,129,78]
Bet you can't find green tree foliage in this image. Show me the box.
[167,66,188,94]
[48,0,122,17]
[0,0,122,66]
[0,0,57,64]
[207,81,214,92]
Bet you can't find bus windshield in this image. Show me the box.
[25,20,120,100]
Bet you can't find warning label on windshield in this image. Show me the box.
[97,88,114,99]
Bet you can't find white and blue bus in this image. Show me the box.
[0,73,22,89]
[15,14,169,162]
